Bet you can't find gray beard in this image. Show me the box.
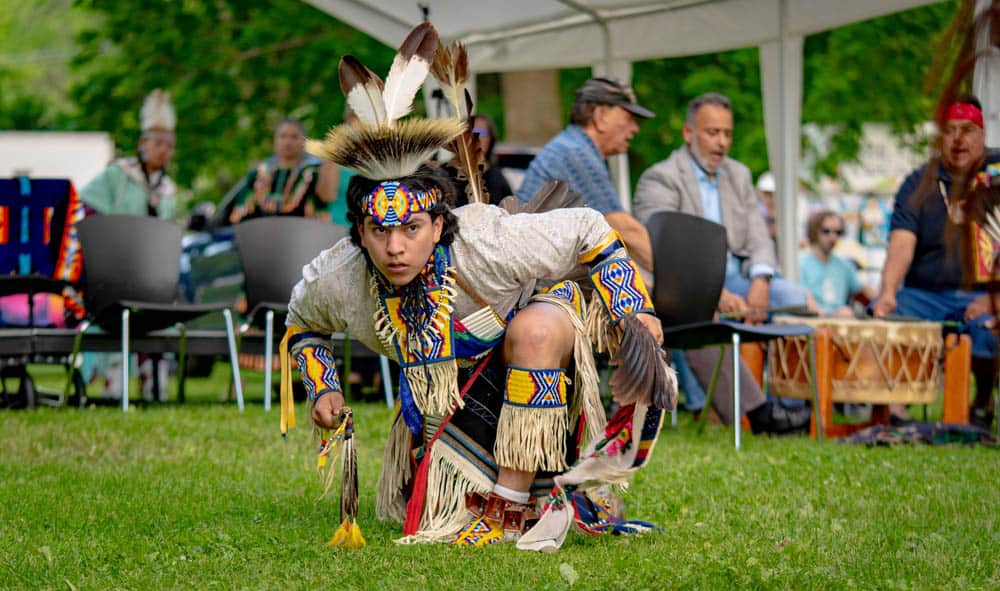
[688,140,718,176]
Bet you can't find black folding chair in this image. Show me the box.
[647,211,822,448]
[234,217,366,409]
[72,214,243,411]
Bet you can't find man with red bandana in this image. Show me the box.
[873,94,999,428]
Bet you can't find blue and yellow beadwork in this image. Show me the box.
[362,180,440,226]
[589,257,654,322]
[578,232,624,267]
[542,280,585,320]
[295,344,342,402]
[505,367,567,408]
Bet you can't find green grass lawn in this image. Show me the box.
[1,364,998,590]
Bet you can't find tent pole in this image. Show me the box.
[759,0,803,281]
[974,0,1000,146]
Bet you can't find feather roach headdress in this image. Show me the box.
[308,23,465,183]
[140,89,176,134]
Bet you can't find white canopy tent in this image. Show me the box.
[305,0,948,279]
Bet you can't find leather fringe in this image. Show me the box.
[376,412,413,523]
[494,403,569,473]
[394,443,492,544]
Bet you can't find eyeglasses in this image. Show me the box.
[472,127,490,137]
[820,228,844,237]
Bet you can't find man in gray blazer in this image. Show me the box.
[632,92,810,430]
[634,92,808,318]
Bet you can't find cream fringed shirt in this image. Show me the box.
[285,203,627,359]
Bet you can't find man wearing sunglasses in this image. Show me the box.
[800,210,874,317]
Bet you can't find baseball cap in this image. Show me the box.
[575,77,655,119]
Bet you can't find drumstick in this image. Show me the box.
[873,314,968,329]
[719,305,817,320]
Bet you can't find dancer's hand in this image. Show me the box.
[312,391,345,429]
[637,312,663,346]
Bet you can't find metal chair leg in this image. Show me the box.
[121,309,130,413]
[264,309,274,412]
[807,333,823,443]
[177,324,187,404]
[380,354,394,408]
[223,309,244,411]
[733,332,742,451]
[697,345,726,435]
[63,320,90,399]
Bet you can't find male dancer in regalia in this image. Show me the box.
[281,22,675,548]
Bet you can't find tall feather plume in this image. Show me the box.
[430,42,487,204]
[339,56,386,126]
[382,22,439,124]
[430,41,470,120]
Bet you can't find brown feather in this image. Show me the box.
[429,42,452,88]
[498,180,588,214]
[397,21,438,63]
[340,436,358,521]
[446,119,487,204]
[609,315,677,410]
[383,22,439,123]
[339,56,386,125]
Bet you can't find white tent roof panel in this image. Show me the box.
[306,0,939,72]
[303,0,946,279]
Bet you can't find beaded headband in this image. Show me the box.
[363,181,440,226]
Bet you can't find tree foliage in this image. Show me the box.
[3,0,961,205]
[70,0,394,207]
[0,0,93,129]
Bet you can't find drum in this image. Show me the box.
[768,316,943,405]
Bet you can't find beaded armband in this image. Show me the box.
[295,344,342,402]
[588,257,654,323]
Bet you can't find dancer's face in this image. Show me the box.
[360,212,444,287]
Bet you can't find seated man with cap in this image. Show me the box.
[517,77,656,275]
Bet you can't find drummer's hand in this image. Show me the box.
[636,312,663,346]
[718,289,747,315]
[312,391,345,429]
[964,294,992,322]
[872,292,896,318]
[745,277,770,325]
